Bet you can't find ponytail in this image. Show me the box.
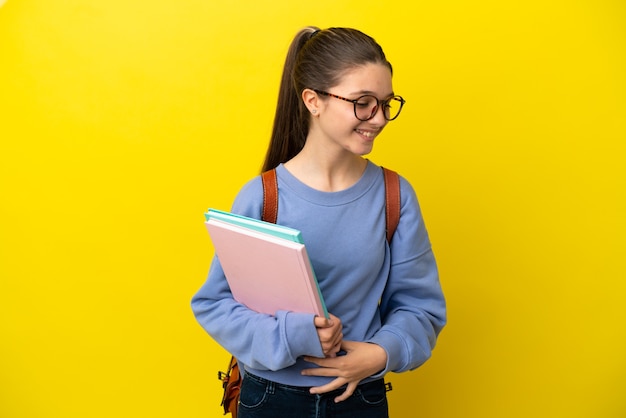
[262,27,319,172]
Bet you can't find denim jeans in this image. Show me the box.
[238,372,389,418]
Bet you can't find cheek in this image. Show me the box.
[324,112,356,134]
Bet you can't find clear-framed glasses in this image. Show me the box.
[313,89,406,121]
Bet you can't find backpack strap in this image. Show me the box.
[382,167,401,243]
[261,167,401,242]
[261,169,278,224]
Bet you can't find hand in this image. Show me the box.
[314,314,343,357]
[301,340,388,403]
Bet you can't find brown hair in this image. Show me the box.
[261,27,392,172]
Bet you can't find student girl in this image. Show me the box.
[192,26,446,418]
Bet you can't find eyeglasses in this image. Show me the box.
[313,89,406,121]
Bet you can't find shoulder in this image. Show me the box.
[398,173,418,207]
[377,165,419,206]
[230,175,265,219]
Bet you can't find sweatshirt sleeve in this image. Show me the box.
[368,177,447,373]
[191,177,325,370]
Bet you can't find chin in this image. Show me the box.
[344,140,374,156]
[356,147,374,156]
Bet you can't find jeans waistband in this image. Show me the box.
[243,370,385,395]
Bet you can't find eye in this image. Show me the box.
[356,95,377,108]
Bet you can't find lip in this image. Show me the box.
[355,128,379,141]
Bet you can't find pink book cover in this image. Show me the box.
[205,218,327,318]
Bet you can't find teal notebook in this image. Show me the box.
[206,208,304,243]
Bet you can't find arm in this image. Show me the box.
[302,177,446,399]
[191,177,326,370]
[191,258,325,370]
[369,180,446,373]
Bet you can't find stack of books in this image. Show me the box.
[204,209,328,319]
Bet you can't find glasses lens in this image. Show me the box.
[384,97,404,121]
[354,96,379,121]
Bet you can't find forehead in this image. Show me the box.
[333,63,393,96]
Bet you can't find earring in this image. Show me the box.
[311,109,317,114]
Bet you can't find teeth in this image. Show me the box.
[357,130,376,138]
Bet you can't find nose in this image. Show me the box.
[368,104,388,125]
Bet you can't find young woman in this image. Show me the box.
[192,26,446,417]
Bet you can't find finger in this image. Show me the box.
[301,366,340,377]
[302,355,326,366]
[308,378,347,395]
[340,340,356,351]
[331,330,344,343]
[320,330,342,349]
[334,381,359,403]
[303,355,342,367]
[322,344,339,358]
[314,316,331,328]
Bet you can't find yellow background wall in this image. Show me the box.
[1,1,624,417]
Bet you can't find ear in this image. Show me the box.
[302,88,321,116]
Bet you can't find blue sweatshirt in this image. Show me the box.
[191,161,446,387]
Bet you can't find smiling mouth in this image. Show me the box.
[355,129,378,139]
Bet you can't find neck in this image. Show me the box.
[284,146,368,192]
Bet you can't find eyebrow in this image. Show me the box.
[351,90,396,98]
